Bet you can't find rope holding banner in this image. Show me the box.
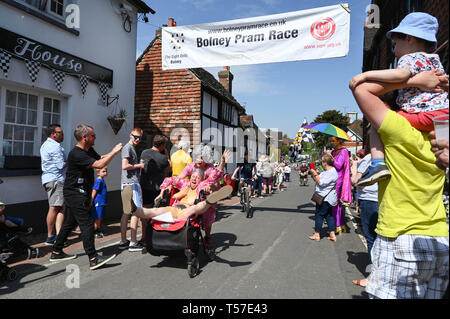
[340,3,351,13]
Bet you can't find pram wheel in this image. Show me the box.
[7,268,17,281]
[188,257,199,278]
[26,247,39,259]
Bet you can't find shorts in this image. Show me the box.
[366,234,449,299]
[165,205,187,219]
[262,176,273,186]
[92,205,105,219]
[397,108,448,131]
[121,184,143,215]
[43,180,65,207]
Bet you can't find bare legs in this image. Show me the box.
[133,200,212,220]
[47,205,65,237]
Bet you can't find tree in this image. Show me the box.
[312,110,349,150]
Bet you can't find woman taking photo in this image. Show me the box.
[309,154,339,242]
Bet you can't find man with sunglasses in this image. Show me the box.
[119,128,146,252]
[40,124,67,245]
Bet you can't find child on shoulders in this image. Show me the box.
[349,12,449,186]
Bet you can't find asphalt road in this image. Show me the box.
[1,172,370,300]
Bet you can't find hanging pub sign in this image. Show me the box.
[162,4,350,70]
[0,27,113,86]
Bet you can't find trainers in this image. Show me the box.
[128,241,144,252]
[118,240,130,250]
[357,164,391,187]
[45,235,57,246]
[94,231,104,239]
[49,251,77,262]
[89,254,117,270]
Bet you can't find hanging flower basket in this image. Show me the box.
[107,109,127,134]
[107,116,125,134]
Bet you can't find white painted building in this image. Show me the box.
[0,0,154,229]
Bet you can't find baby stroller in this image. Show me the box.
[0,223,38,283]
[0,223,39,261]
[146,189,215,278]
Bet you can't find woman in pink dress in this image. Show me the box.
[329,136,352,234]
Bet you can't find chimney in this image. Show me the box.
[218,66,233,94]
[168,18,176,27]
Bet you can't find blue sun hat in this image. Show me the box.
[386,12,439,45]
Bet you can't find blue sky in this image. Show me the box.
[136,0,371,138]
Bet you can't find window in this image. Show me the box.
[221,102,232,123]
[202,91,211,116]
[1,88,62,158]
[3,90,38,156]
[50,0,64,16]
[42,97,61,142]
[15,0,66,19]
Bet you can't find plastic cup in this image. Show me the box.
[432,114,449,142]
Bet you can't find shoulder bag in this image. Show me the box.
[311,187,334,206]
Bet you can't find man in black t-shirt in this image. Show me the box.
[50,124,123,270]
[139,135,171,207]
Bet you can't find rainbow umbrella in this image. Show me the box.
[303,123,352,141]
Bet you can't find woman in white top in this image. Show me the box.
[309,154,339,242]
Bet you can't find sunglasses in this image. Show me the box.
[132,134,142,140]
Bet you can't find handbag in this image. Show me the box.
[311,187,334,206]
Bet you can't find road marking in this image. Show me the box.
[248,228,288,274]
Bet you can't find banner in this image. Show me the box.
[162,4,350,70]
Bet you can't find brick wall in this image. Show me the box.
[135,33,202,151]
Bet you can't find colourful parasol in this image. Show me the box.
[303,123,352,141]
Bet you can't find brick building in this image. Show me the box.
[135,19,269,171]
[361,0,449,140]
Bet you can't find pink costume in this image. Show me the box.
[331,148,352,230]
[161,162,223,229]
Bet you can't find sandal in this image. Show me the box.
[308,235,320,242]
[328,236,337,242]
[205,186,233,205]
[352,278,368,288]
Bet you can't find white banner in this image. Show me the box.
[162,4,350,70]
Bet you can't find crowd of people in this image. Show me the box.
[1,11,448,299]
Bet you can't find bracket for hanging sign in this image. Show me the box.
[106,94,119,106]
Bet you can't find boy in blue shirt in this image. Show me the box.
[91,167,108,238]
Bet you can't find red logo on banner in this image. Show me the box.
[310,17,336,41]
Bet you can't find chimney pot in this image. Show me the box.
[168,18,175,27]
[218,66,233,94]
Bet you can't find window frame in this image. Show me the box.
[0,85,64,160]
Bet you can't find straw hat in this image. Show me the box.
[259,154,269,162]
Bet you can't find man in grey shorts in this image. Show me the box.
[40,124,67,245]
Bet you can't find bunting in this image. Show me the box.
[25,59,41,85]
[0,50,12,78]
[52,69,65,93]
